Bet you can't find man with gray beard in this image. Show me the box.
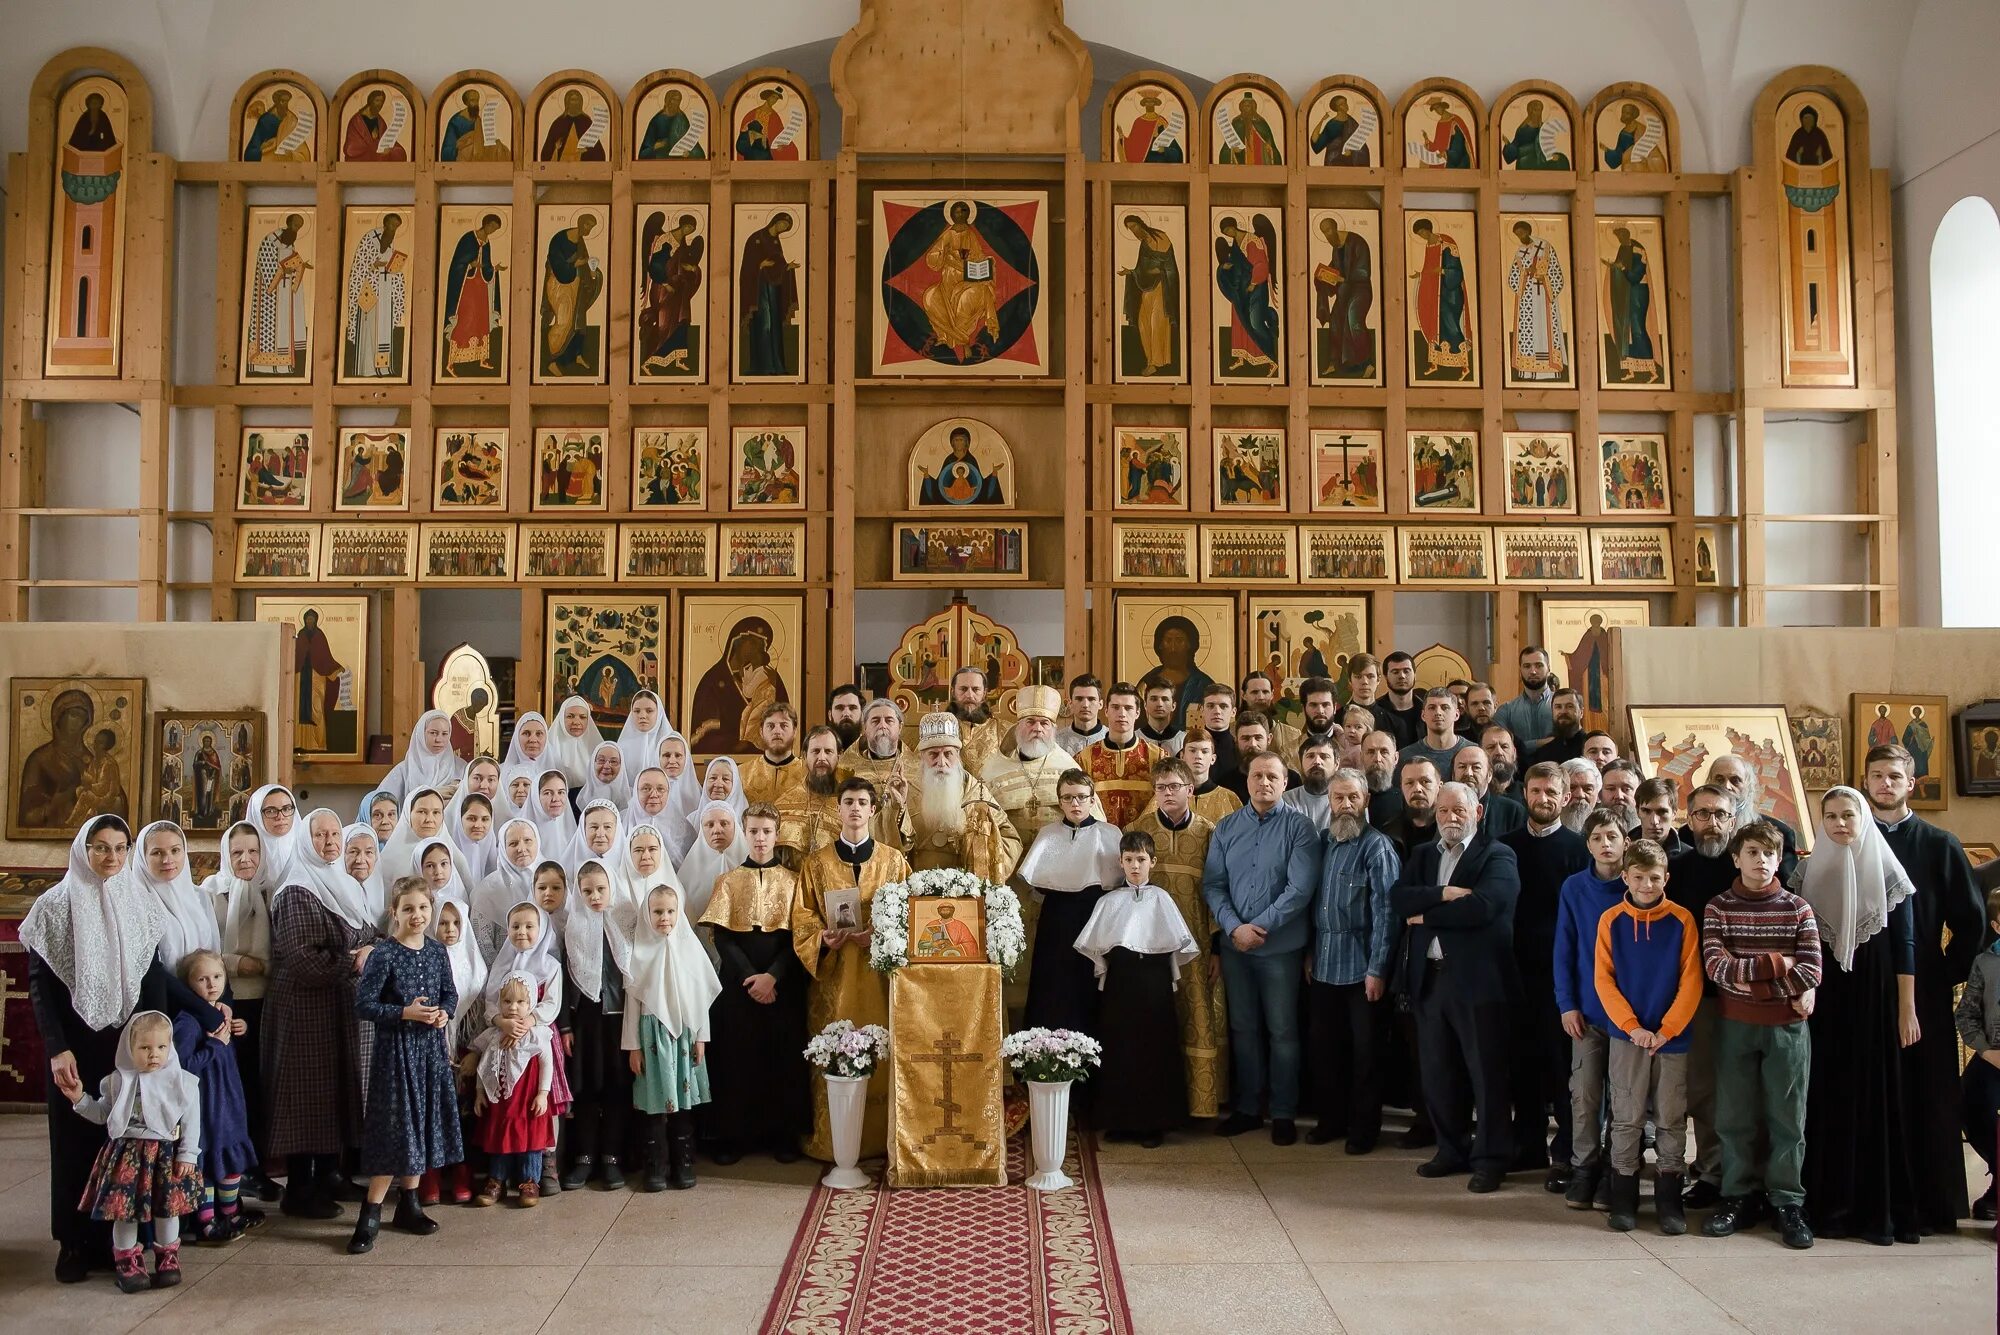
[1597,759,1642,834]
[1666,783,1740,1210]
[1282,736,1338,833]
[1305,768,1401,1151]
[895,713,1020,883]
[982,685,1096,843]
[1558,757,1601,833]
[1361,729,1403,828]
[1703,753,1800,883]
[1453,745,1525,839]
[839,697,916,842]
[1480,724,1524,801]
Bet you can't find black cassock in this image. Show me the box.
[1025,887,1105,1035]
[1801,899,1920,1241]
[1091,948,1188,1135]
[1882,815,1987,1228]
[708,923,810,1147]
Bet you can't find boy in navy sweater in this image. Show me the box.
[1594,839,1702,1235]
[1552,809,1627,1208]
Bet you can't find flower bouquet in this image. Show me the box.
[802,1020,890,1080]
[1000,1027,1103,1085]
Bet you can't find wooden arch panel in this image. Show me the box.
[431,69,521,166]
[1490,79,1581,174]
[1101,70,1195,164]
[528,69,621,165]
[1585,80,1680,174]
[1203,73,1290,166]
[628,69,717,161]
[1295,74,1390,168]
[724,67,819,160]
[330,69,423,163]
[231,69,326,163]
[1397,76,1484,171]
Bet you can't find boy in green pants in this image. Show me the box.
[1698,821,1821,1248]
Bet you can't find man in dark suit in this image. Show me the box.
[1391,781,1523,1192]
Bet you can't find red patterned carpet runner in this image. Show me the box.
[760,1133,1132,1334]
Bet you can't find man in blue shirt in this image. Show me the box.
[1305,768,1401,1152]
[1493,645,1555,754]
[1203,750,1323,1144]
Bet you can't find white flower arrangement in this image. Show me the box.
[802,1020,890,1079]
[869,867,1027,979]
[1001,1028,1103,1084]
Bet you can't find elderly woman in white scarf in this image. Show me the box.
[1790,785,1922,1245]
[578,740,633,811]
[378,709,466,807]
[23,815,176,1282]
[501,710,552,776]
[262,807,379,1221]
[474,819,542,963]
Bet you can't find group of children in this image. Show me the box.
[1556,813,1823,1242]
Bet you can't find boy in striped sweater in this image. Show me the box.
[1698,821,1821,1249]
[1593,838,1702,1235]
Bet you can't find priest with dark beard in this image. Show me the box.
[774,726,843,864]
[824,684,865,752]
[1866,743,1986,1231]
[948,665,1006,774]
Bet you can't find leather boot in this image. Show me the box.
[600,1156,626,1190]
[1606,1172,1641,1232]
[448,1162,475,1204]
[347,1202,382,1254]
[280,1155,317,1218]
[668,1111,697,1190]
[309,1155,345,1219]
[417,1169,441,1207]
[114,1245,150,1293]
[150,1242,182,1289]
[1655,1173,1687,1236]
[392,1187,439,1236]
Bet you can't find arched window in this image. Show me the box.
[80,224,92,251]
[1932,195,2000,625]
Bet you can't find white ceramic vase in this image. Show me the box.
[822,1072,872,1189]
[1026,1079,1075,1192]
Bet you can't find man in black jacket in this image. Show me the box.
[1391,782,1523,1192]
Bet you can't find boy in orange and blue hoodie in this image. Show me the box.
[1593,838,1702,1236]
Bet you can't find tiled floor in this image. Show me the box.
[0,1114,1990,1333]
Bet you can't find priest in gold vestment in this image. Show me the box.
[980,686,1100,841]
[1073,684,1162,827]
[774,725,842,863]
[794,778,911,1163]
[1125,756,1229,1117]
[947,665,1007,775]
[895,713,1021,884]
[741,702,806,808]
[838,697,919,843]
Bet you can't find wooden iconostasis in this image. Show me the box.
[0,22,1898,782]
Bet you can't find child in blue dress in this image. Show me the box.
[624,883,720,1190]
[174,949,262,1241]
[350,878,462,1254]
[69,1010,203,1293]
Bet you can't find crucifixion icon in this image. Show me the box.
[913,1029,985,1150]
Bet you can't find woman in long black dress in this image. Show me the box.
[1792,786,1923,1245]
[698,805,810,1162]
[22,817,172,1282]
[263,805,377,1219]
[1072,831,1199,1146]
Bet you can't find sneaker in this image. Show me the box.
[1701,1196,1750,1237]
[1776,1204,1814,1250]
[114,1246,149,1294]
[1680,1179,1722,1210]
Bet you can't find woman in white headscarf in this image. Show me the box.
[341,824,388,929]
[529,768,577,857]
[430,895,487,1060]
[624,766,675,844]
[564,798,627,880]
[621,819,686,916]
[444,790,500,885]
[616,690,672,779]
[501,711,551,775]
[263,807,377,1219]
[578,741,633,810]
[661,753,706,863]
[378,788,471,894]
[205,819,273,1182]
[413,837,474,919]
[1790,785,1921,1245]
[547,696,606,790]
[474,819,541,963]
[674,800,747,929]
[379,709,466,807]
[496,764,538,827]
[623,869,721,1190]
[359,789,402,846]
[23,816,172,1280]
[245,784,306,899]
[132,821,220,974]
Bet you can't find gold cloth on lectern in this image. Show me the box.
[887,964,1007,1187]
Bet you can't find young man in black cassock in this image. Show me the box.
[1866,744,1987,1231]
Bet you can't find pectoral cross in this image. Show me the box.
[912,1029,985,1150]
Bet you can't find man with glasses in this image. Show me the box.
[1704,753,1799,884]
[1667,783,1740,1211]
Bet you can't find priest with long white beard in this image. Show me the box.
[896,712,1021,883]
[981,685,1100,842]
[838,697,917,842]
